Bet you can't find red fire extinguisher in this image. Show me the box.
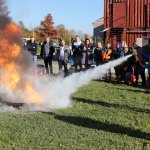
[131,67,136,86]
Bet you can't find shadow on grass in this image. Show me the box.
[0,98,23,108]
[55,115,150,140]
[95,79,150,93]
[73,97,150,114]
[112,86,150,94]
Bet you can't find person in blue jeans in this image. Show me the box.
[27,36,38,66]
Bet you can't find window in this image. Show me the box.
[113,0,126,3]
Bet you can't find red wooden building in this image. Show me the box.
[104,0,150,48]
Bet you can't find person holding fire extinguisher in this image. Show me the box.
[138,39,150,88]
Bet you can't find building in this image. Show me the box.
[104,0,150,48]
[93,17,104,45]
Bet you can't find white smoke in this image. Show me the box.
[0,55,132,112]
[27,55,132,111]
[0,103,18,112]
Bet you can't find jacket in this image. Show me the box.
[56,45,70,63]
[82,45,93,65]
[27,40,37,55]
[102,48,112,63]
[40,42,55,59]
[113,47,124,59]
[94,48,103,62]
[72,42,83,60]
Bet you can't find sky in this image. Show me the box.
[7,0,104,35]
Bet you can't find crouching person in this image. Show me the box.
[57,39,70,77]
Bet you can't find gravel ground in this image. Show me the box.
[37,59,116,76]
[37,59,73,75]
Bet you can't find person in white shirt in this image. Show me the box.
[56,39,70,77]
[72,36,83,72]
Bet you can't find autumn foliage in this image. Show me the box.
[40,14,57,38]
[20,13,85,43]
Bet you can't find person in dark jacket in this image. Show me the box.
[72,36,83,72]
[132,46,146,87]
[40,37,55,74]
[27,36,37,65]
[113,42,124,59]
[138,39,150,87]
[94,42,103,66]
[56,39,70,77]
[82,38,94,69]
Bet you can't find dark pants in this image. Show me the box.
[74,60,82,72]
[73,57,82,72]
[134,65,146,86]
[95,61,103,66]
[59,60,68,76]
[44,56,53,74]
[84,64,91,70]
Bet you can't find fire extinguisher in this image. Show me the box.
[131,67,136,86]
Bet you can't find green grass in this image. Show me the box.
[0,81,150,150]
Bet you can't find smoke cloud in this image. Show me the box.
[0,0,10,28]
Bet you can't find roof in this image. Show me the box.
[93,17,104,29]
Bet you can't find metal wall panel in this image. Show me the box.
[104,0,150,47]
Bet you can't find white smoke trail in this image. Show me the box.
[0,55,132,112]
[27,55,132,111]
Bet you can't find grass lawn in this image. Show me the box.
[0,81,150,150]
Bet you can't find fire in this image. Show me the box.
[0,23,44,105]
[24,83,43,104]
[0,63,20,90]
[0,39,20,58]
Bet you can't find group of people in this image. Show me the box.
[112,39,150,88]
[26,36,70,76]
[25,35,150,88]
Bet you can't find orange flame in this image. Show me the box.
[0,23,43,104]
[24,83,43,104]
